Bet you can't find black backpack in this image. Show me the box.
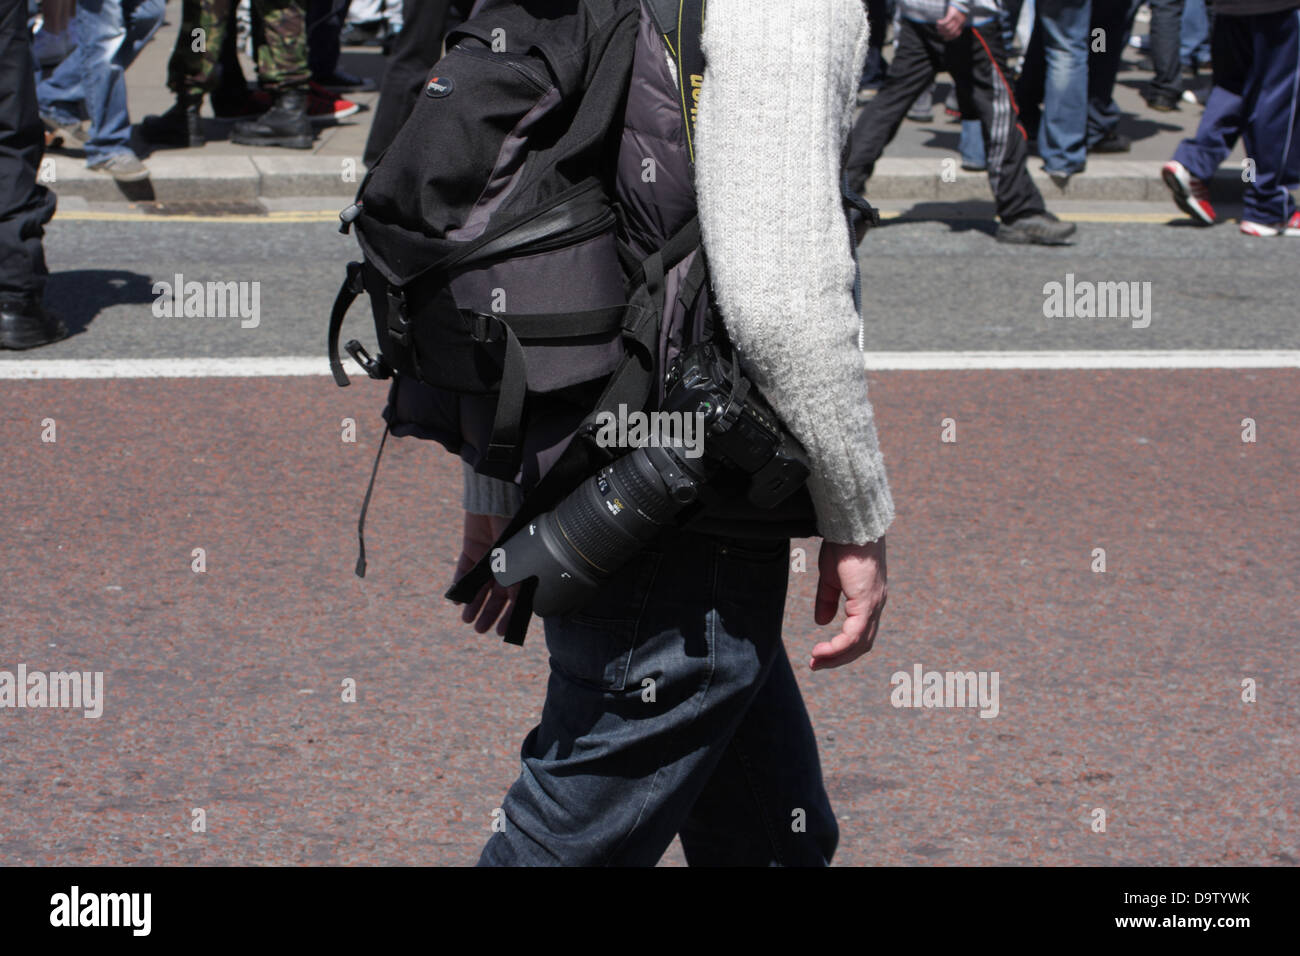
[327,0,877,645]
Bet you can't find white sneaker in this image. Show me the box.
[1239,220,1281,237]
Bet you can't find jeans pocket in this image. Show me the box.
[543,550,663,692]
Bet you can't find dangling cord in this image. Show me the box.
[355,422,391,578]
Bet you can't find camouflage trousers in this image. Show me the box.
[167,0,309,97]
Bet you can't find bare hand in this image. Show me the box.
[810,536,887,670]
[936,6,967,40]
[453,511,520,637]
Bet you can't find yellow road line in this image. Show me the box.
[55,210,341,223]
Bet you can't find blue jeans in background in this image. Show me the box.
[37,0,164,165]
[478,526,839,866]
[1018,0,1092,174]
[1180,0,1211,67]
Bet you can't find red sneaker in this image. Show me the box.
[1285,211,1300,237]
[1161,160,1215,225]
[307,81,360,124]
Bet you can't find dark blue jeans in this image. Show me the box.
[478,527,839,866]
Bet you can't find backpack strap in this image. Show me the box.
[646,0,706,164]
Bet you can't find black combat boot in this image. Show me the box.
[230,89,313,149]
[140,95,206,148]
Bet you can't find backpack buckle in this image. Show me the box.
[469,311,501,344]
[386,287,410,347]
[344,339,392,380]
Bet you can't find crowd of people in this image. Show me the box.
[853,0,1300,237]
[3,0,1298,353]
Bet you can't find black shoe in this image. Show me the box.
[312,69,376,93]
[1090,130,1131,153]
[996,211,1077,246]
[140,98,205,147]
[0,297,68,350]
[1143,89,1180,112]
[230,89,314,149]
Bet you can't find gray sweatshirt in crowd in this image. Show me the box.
[465,0,895,547]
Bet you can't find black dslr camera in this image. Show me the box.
[493,340,810,615]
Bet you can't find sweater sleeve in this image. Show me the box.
[694,0,895,545]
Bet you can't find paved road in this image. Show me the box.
[0,207,1296,866]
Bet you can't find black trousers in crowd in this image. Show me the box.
[845,18,1046,223]
[0,0,56,300]
[362,0,471,165]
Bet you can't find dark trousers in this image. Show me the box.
[362,0,470,165]
[1173,8,1300,224]
[1085,0,1141,147]
[478,527,837,866]
[1145,0,1186,99]
[0,0,56,299]
[846,18,1044,223]
[307,0,348,79]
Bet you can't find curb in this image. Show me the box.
[42,154,1250,205]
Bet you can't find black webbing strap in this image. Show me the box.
[480,316,528,477]
[483,305,625,339]
[623,215,700,295]
[353,421,391,578]
[328,261,366,387]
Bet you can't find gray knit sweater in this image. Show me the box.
[464,0,895,546]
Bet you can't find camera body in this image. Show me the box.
[493,341,810,616]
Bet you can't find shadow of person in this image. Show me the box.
[44,269,158,337]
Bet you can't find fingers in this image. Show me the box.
[809,593,886,671]
[462,580,489,624]
[814,575,842,626]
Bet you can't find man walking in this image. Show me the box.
[846,0,1077,244]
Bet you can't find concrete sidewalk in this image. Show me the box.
[41,2,1247,204]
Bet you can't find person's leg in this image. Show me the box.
[362,0,457,165]
[677,642,838,866]
[0,0,63,345]
[36,22,88,124]
[1015,13,1045,136]
[69,0,131,165]
[166,0,234,101]
[1034,0,1091,174]
[230,0,313,147]
[960,117,987,168]
[950,23,1046,222]
[1145,0,1186,103]
[478,530,831,866]
[844,19,942,192]
[862,0,891,86]
[1180,0,1209,69]
[1087,0,1140,148]
[307,0,347,79]
[1238,8,1300,226]
[1171,11,1247,182]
